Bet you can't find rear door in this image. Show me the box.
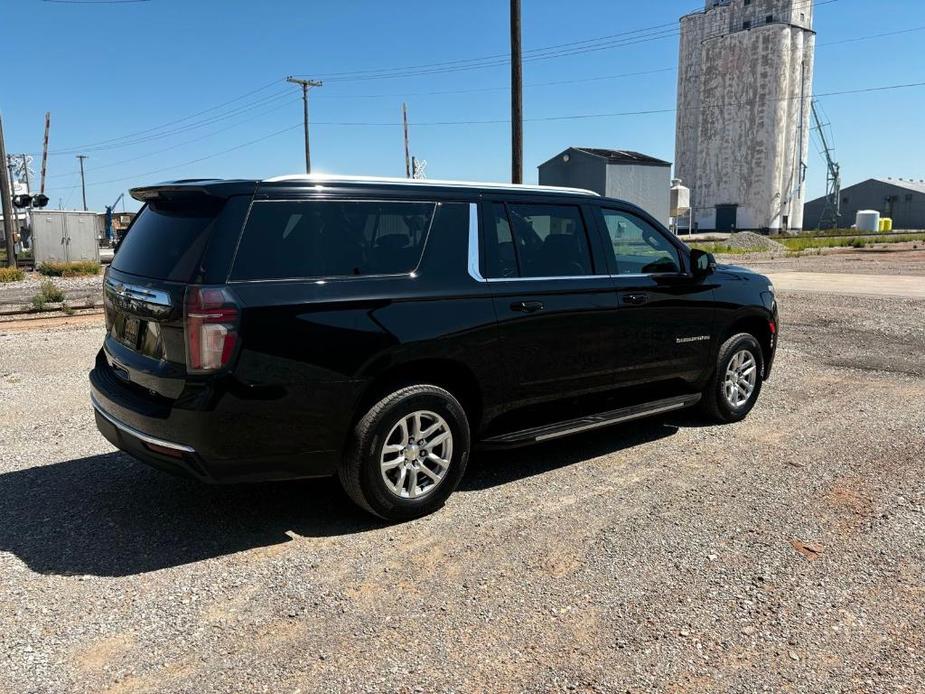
[103,193,247,398]
[596,206,715,387]
[480,198,620,408]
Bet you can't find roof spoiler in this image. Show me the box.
[130,180,256,203]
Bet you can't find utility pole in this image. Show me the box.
[0,115,17,267]
[19,154,31,192]
[77,154,88,211]
[402,102,411,179]
[510,0,523,184]
[286,76,323,174]
[40,112,50,195]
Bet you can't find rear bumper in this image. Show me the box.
[92,392,212,481]
[90,354,342,483]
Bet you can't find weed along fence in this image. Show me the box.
[31,211,102,265]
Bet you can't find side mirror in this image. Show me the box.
[690,248,716,277]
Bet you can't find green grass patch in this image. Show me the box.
[684,242,754,255]
[779,233,925,252]
[0,266,25,283]
[31,279,66,310]
[37,260,101,277]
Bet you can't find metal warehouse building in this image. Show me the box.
[538,147,672,225]
[804,178,925,231]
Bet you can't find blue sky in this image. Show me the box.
[3,0,924,211]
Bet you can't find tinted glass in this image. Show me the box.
[112,200,222,281]
[483,203,518,278]
[506,204,593,278]
[232,200,435,280]
[601,209,681,274]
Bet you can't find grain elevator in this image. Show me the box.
[675,0,815,232]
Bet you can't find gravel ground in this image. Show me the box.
[726,244,925,277]
[1,255,924,693]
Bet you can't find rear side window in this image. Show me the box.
[112,200,222,281]
[231,200,436,280]
[484,203,594,278]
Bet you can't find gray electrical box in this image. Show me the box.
[31,211,102,265]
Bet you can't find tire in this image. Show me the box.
[700,332,764,423]
[339,384,471,521]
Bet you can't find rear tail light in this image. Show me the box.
[184,286,240,373]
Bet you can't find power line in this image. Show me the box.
[817,24,925,47]
[300,80,925,127]
[48,78,924,197]
[48,79,285,154]
[37,0,840,159]
[297,0,835,83]
[55,123,302,191]
[49,88,295,155]
[45,93,302,180]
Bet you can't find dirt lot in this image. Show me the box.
[1,249,923,693]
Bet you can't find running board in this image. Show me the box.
[481,394,701,447]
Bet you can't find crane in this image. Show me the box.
[104,193,124,243]
[810,100,841,230]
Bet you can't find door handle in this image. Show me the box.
[622,293,647,305]
[510,300,544,313]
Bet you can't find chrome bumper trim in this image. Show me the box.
[91,392,195,454]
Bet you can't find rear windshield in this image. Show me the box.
[112,200,223,281]
[231,200,436,281]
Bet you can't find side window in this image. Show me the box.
[483,203,518,278]
[507,203,594,278]
[601,209,681,275]
[231,200,435,280]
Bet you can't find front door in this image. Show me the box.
[480,200,620,409]
[597,207,715,389]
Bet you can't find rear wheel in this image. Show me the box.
[339,384,470,520]
[700,333,764,423]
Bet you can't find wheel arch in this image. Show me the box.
[352,358,483,434]
[723,311,773,376]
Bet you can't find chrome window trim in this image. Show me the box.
[466,202,671,284]
[91,393,195,454]
[467,203,486,282]
[104,277,172,307]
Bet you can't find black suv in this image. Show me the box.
[91,175,778,520]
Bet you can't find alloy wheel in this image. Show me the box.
[380,410,453,500]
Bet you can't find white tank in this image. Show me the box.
[855,210,880,233]
[670,178,691,217]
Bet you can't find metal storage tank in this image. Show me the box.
[31,210,102,264]
[855,210,880,233]
[670,179,692,234]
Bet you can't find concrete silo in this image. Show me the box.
[675,0,815,233]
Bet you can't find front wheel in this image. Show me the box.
[700,333,764,423]
[339,384,470,521]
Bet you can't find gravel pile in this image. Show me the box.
[725,231,787,252]
[1,254,924,692]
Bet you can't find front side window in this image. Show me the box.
[484,203,594,279]
[231,200,435,280]
[601,209,681,275]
